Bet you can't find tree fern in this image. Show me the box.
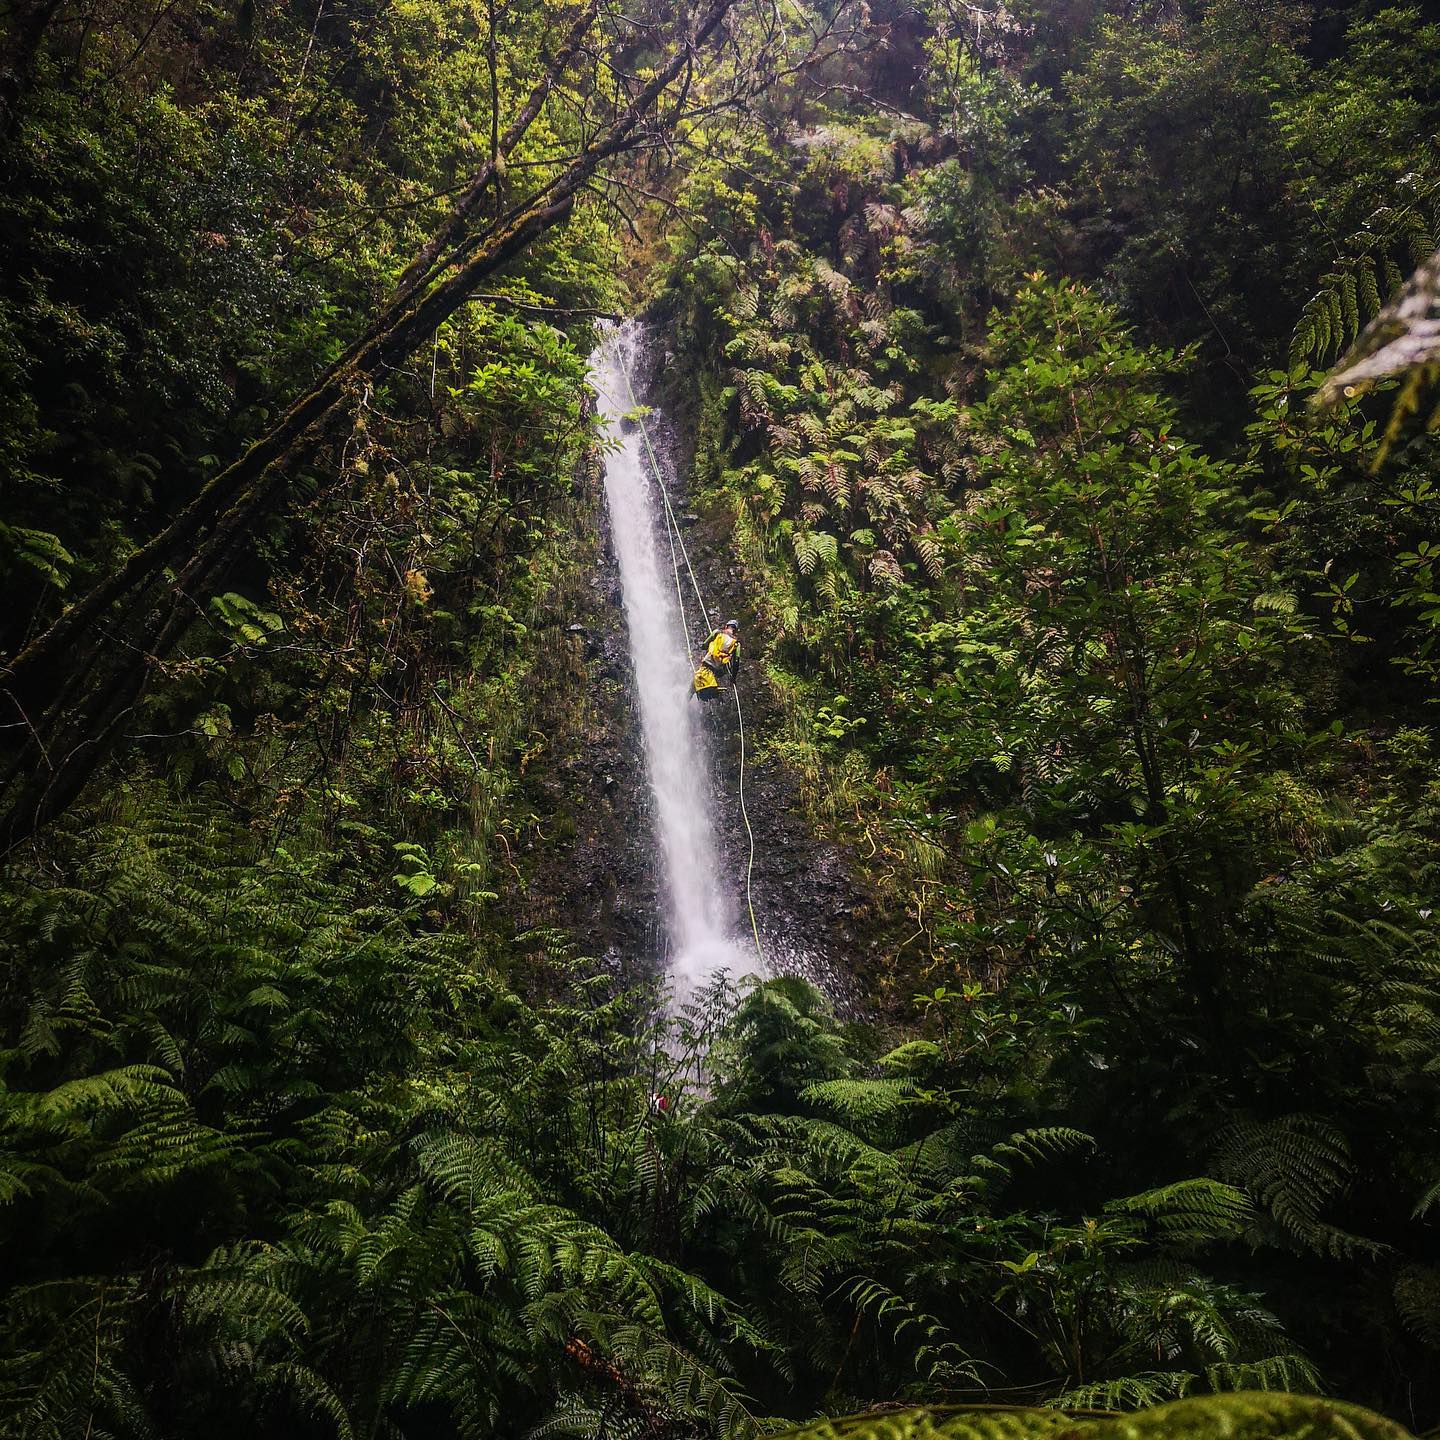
[1210,1115,1384,1259]
[1313,247,1440,461]
[1292,190,1440,368]
[1105,1180,1256,1246]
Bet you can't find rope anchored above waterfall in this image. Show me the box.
[613,346,766,969]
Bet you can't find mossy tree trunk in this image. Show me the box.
[0,0,737,848]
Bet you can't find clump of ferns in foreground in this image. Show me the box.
[0,800,1358,1436]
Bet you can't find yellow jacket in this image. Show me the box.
[704,630,739,668]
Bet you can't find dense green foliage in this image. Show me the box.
[3,0,1440,1435]
[656,0,1440,1423]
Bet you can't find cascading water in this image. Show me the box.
[589,322,761,1007]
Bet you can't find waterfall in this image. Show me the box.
[589,323,760,1007]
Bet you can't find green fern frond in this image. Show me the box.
[800,1077,916,1121]
[988,1127,1094,1174]
[1106,1180,1256,1245]
[1056,1372,1192,1410]
[1210,1115,1384,1258]
[1393,1263,1440,1350]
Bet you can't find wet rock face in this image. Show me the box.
[684,517,876,1012]
[529,339,878,1009]
[519,458,665,988]
[716,740,871,1010]
[637,348,880,1009]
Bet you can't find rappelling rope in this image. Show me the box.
[612,342,766,967]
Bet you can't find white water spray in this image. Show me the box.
[589,323,760,1007]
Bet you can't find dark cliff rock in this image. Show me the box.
[522,335,878,1009]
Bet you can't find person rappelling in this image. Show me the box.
[692,618,740,701]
